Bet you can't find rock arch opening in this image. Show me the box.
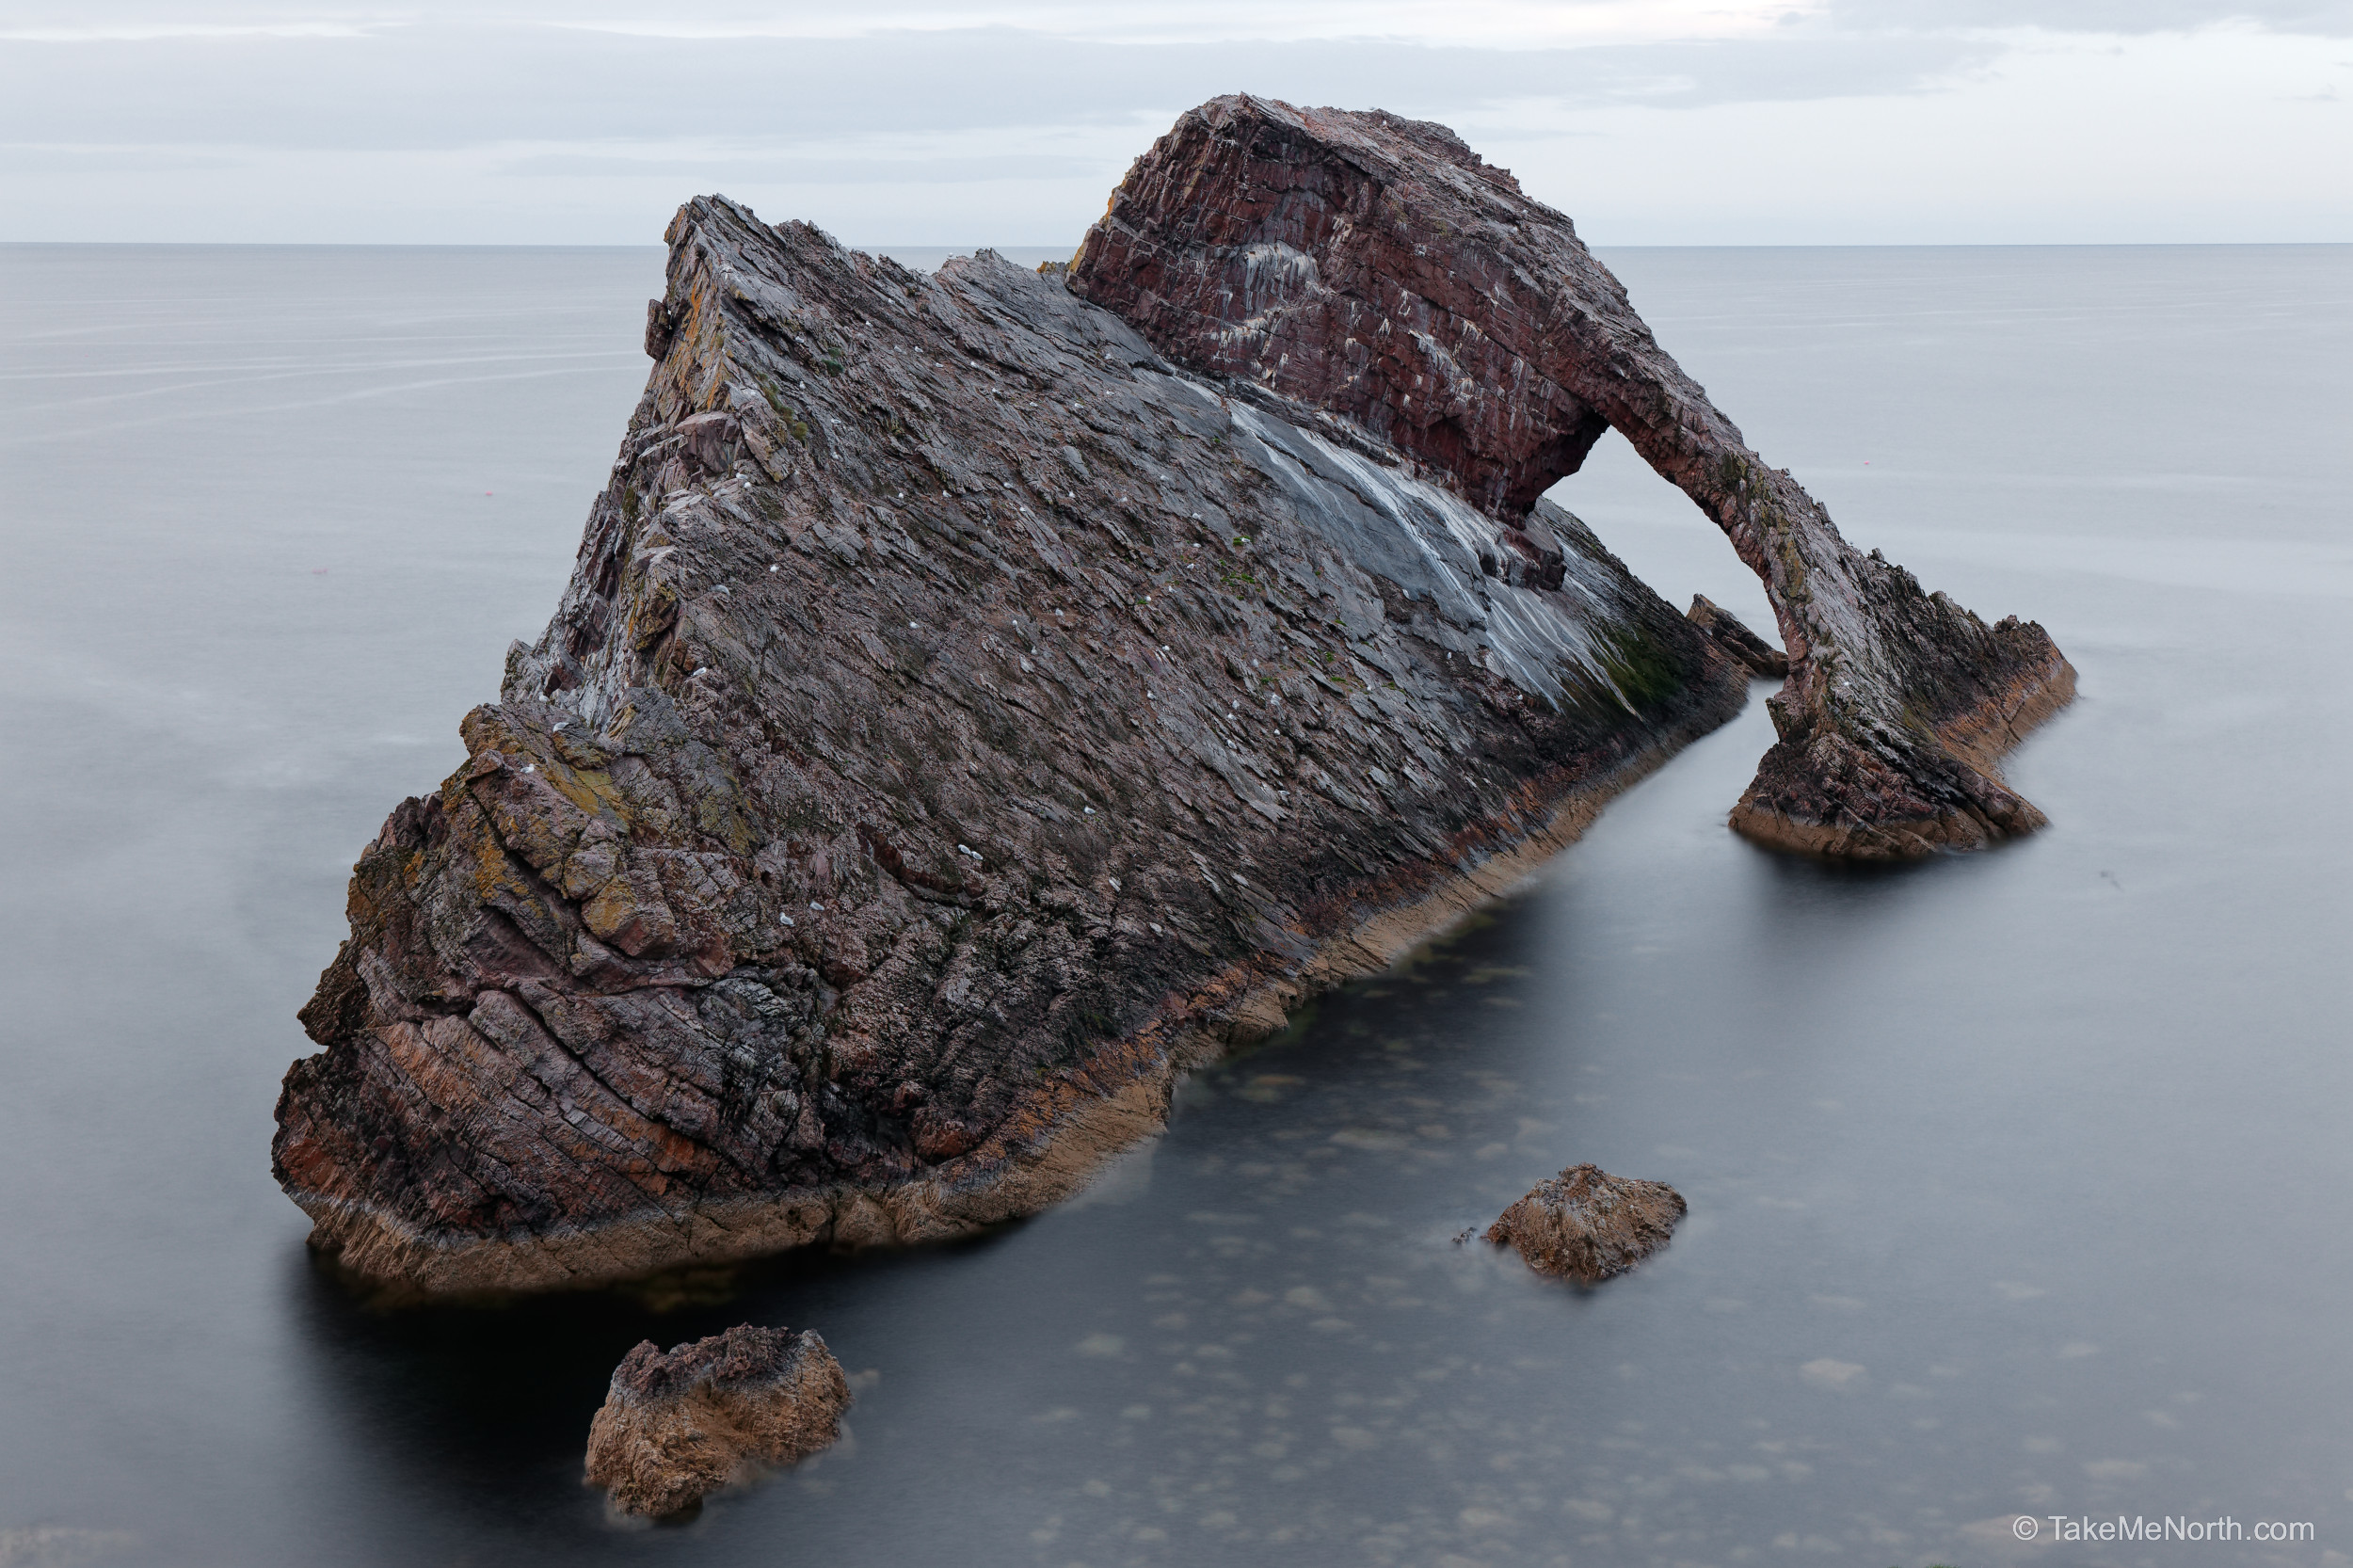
[1069,94,2074,857]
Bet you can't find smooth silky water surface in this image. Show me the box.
[1,242,2345,1567]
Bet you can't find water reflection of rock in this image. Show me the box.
[276,1237,900,1550]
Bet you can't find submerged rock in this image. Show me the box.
[1686,595,1789,680]
[585,1324,849,1518]
[1069,95,2074,859]
[0,1527,139,1568]
[1485,1163,1687,1284]
[272,178,1748,1293]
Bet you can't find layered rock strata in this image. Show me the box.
[1686,595,1788,680]
[585,1324,849,1517]
[1485,1163,1687,1284]
[272,195,1749,1294]
[1068,95,2074,858]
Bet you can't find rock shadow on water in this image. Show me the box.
[277,1233,942,1544]
[269,892,1600,1548]
[1737,811,2017,937]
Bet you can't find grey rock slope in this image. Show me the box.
[272,196,1748,1294]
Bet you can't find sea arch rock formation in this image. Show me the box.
[1067,95,2075,858]
[272,196,1751,1295]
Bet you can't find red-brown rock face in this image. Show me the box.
[1071,96,2075,857]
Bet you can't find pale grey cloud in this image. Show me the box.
[14,0,2347,42]
[0,25,1996,155]
[0,144,247,172]
[1831,0,2353,32]
[496,151,1104,184]
[0,1,1813,48]
[0,1,2343,242]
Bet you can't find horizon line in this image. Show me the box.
[5,237,2348,250]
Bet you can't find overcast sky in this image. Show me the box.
[3,0,2347,245]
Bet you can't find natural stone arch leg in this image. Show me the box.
[1070,94,2075,858]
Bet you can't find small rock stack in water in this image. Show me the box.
[1485,1163,1687,1284]
[585,1324,850,1518]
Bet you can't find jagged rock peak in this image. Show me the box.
[1687,594,1788,680]
[1070,94,2075,858]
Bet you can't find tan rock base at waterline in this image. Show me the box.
[294,1072,1185,1301]
[1730,650,2079,861]
[295,712,1737,1301]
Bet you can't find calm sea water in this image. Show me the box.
[1,242,2346,1568]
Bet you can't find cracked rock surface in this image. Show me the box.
[271,192,1748,1294]
[1069,95,2075,858]
[1484,1163,1688,1285]
[585,1324,849,1518]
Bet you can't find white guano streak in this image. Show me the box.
[1222,400,1634,713]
